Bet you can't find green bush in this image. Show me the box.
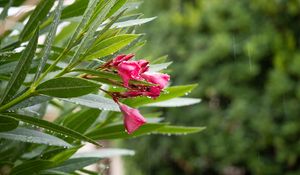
[127,0,300,174]
[0,0,202,174]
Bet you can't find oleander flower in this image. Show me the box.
[118,103,146,134]
[111,54,134,67]
[141,72,170,89]
[117,61,143,87]
[144,86,162,98]
[121,86,161,98]
[137,59,149,73]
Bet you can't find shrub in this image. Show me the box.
[127,0,300,174]
[0,0,201,174]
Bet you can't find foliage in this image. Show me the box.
[127,0,300,175]
[0,0,202,174]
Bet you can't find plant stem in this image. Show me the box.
[0,88,34,112]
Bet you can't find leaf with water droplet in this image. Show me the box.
[153,125,206,135]
[145,98,201,107]
[123,84,198,107]
[1,113,101,146]
[61,94,119,111]
[0,127,72,147]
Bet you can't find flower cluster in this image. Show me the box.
[101,54,170,134]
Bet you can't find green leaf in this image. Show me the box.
[61,94,119,111]
[145,97,201,107]
[0,28,38,105]
[71,148,135,158]
[0,0,11,20]
[66,0,99,47]
[151,55,168,64]
[85,34,139,60]
[0,0,26,7]
[86,123,165,140]
[0,61,17,74]
[40,170,70,175]
[63,108,100,134]
[33,0,63,82]
[19,0,54,41]
[99,17,156,29]
[68,0,115,65]
[9,95,51,110]
[106,0,127,18]
[47,157,100,173]
[149,62,172,72]
[0,113,101,146]
[36,77,100,98]
[61,0,89,19]
[50,146,82,165]
[53,23,78,46]
[11,160,53,175]
[0,115,18,132]
[124,84,198,107]
[0,127,72,147]
[154,126,206,135]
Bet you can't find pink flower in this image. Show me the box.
[117,61,142,87]
[118,103,146,134]
[120,86,161,98]
[144,86,161,98]
[111,54,134,67]
[141,72,170,89]
[137,60,149,74]
[123,91,143,97]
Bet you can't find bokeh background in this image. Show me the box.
[123,0,300,174]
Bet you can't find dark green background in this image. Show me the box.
[125,0,300,174]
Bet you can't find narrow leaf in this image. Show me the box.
[85,34,139,60]
[98,17,156,30]
[0,127,72,147]
[36,77,100,98]
[0,28,38,105]
[11,160,53,175]
[47,158,100,173]
[50,146,82,165]
[61,94,119,112]
[148,62,172,72]
[145,97,201,107]
[69,0,115,64]
[34,0,63,82]
[61,0,89,19]
[154,126,206,135]
[9,95,51,110]
[71,148,135,158]
[19,0,54,41]
[106,0,127,17]
[0,0,12,20]
[86,123,165,140]
[66,0,99,48]
[63,108,100,134]
[124,84,198,107]
[1,113,101,146]
[0,116,18,132]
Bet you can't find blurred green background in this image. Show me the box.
[124,0,300,175]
